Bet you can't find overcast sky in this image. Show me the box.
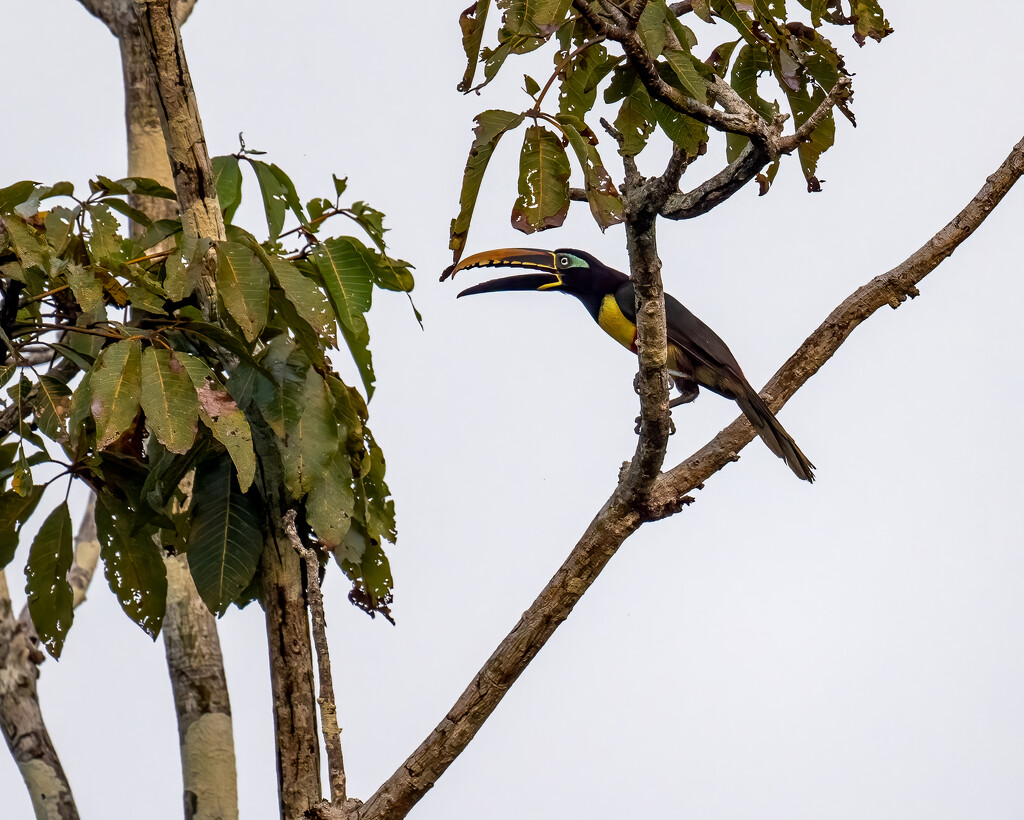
[3,2,1024,818]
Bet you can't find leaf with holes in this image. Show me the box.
[216,241,269,342]
[95,496,167,638]
[511,125,571,233]
[281,368,339,498]
[141,347,198,454]
[88,338,143,449]
[187,457,262,616]
[450,109,525,263]
[24,501,74,658]
[557,115,624,230]
[174,352,255,492]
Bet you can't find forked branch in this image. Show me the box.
[356,133,1024,820]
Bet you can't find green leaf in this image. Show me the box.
[306,452,355,549]
[511,124,571,234]
[637,1,667,57]
[115,176,178,200]
[0,214,50,277]
[334,519,394,623]
[524,73,540,96]
[141,347,199,454]
[458,0,491,92]
[24,501,74,658]
[612,74,656,157]
[848,0,892,45]
[85,202,127,266]
[557,31,615,120]
[652,99,709,158]
[212,156,243,223]
[249,159,288,240]
[312,237,374,334]
[95,496,167,638]
[65,264,105,313]
[34,374,72,441]
[102,197,153,229]
[87,338,143,449]
[281,368,339,498]
[0,485,44,567]
[216,240,269,342]
[664,8,712,99]
[332,174,348,199]
[174,352,256,493]
[339,321,375,401]
[267,163,306,225]
[267,257,334,338]
[449,109,525,263]
[187,456,262,616]
[0,181,39,214]
[556,115,624,230]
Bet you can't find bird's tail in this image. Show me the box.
[735,388,815,482]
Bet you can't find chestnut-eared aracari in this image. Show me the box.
[447,248,815,482]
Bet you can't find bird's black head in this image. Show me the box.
[448,248,627,313]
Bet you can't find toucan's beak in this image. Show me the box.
[443,248,561,297]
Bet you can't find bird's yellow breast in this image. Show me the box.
[597,294,637,351]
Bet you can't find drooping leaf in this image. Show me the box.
[281,368,339,498]
[88,338,143,449]
[95,495,167,638]
[664,10,713,99]
[306,452,355,549]
[140,347,198,454]
[249,159,288,240]
[557,31,616,120]
[848,0,892,45]
[511,124,571,233]
[187,456,262,616]
[212,155,243,223]
[24,501,74,658]
[339,320,376,401]
[0,485,45,567]
[267,257,334,338]
[612,74,656,157]
[312,237,374,335]
[458,0,491,92]
[174,352,256,492]
[34,374,72,441]
[85,202,126,266]
[556,115,624,230]
[334,519,394,624]
[216,240,269,342]
[449,109,526,263]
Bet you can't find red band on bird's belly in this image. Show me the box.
[630,329,638,353]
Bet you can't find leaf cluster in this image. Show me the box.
[450,0,890,262]
[0,161,413,655]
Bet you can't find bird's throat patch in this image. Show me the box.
[597,294,638,351]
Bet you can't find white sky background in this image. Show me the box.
[2,1,1023,818]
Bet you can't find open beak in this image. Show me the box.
[442,248,562,297]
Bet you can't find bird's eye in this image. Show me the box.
[559,255,571,267]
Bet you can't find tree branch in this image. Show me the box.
[132,0,223,318]
[358,133,1024,820]
[649,133,1024,507]
[661,141,769,220]
[284,511,347,808]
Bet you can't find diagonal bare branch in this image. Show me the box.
[356,133,1024,820]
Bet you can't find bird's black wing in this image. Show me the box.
[614,284,745,375]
